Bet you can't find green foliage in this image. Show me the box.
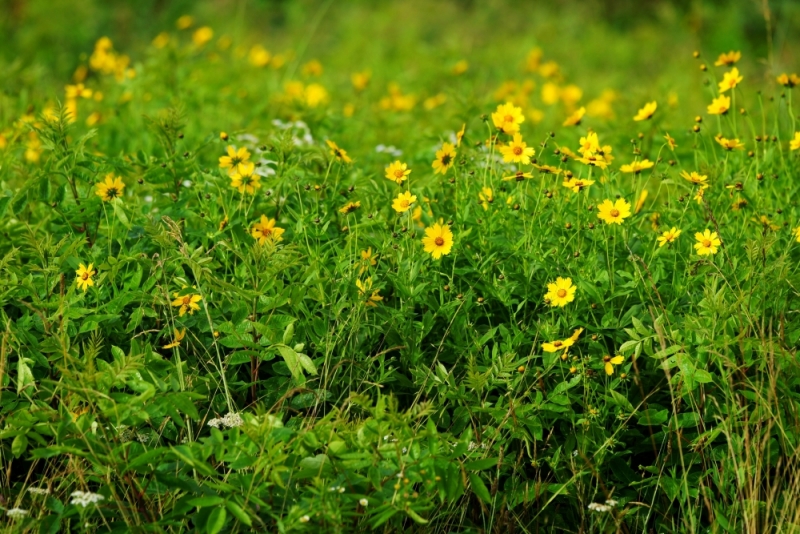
[2,1,800,532]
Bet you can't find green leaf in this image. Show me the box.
[189,496,225,508]
[225,501,252,526]
[464,457,498,471]
[206,507,227,534]
[111,197,131,229]
[406,508,429,524]
[11,433,28,458]
[468,472,492,503]
[276,344,305,384]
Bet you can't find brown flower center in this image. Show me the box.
[400,200,410,208]
[106,187,118,199]
[513,146,523,155]
[554,341,563,348]
[504,114,514,123]
[603,355,611,363]
[81,273,89,280]
[441,154,452,166]
[182,296,191,305]
[557,289,567,298]
[434,237,444,246]
[703,239,711,247]
[610,209,620,217]
[394,170,405,179]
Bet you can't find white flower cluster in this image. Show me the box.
[328,485,346,493]
[6,508,29,519]
[27,487,50,496]
[587,499,618,513]
[376,144,402,157]
[207,412,244,429]
[70,491,105,508]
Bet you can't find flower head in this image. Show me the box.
[790,132,800,151]
[714,135,744,151]
[432,142,456,175]
[542,336,575,353]
[6,508,29,519]
[793,227,800,243]
[664,133,677,150]
[597,199,632,225]
[163,328,186,349]
[579,132,600,155]
[491,102,525,133]
[421,222,454,259]
[392,191,417,213]
[251,215,285,244]
[534,164,562,175]
[499,133,535,164]
[502,171,534,182]
[718,67,743,93]
[356,277,383,307]
[714,50,741,67]
[326,140,352,163]
[75,263,96,292]
[620,159,654,174]
[680,170,708,184]
[359,248,377,273]
[218,146,252,176]
[633,101,657,121]
[95,173,125,201]
[339,201,361,214]
[70,490,105,508]
[385,160,411,184]
[230,165,261,195]
[478,187,493,210]
[171,290,203,317]
[707,95,731,115]
[456,124,466,146]
[545,277,576,308]
[694,229,721,255]
[562,106,586,126]
[657,227,681,247]
[777,73,800,88]
[603,354,624,375]
[562,177,595,193]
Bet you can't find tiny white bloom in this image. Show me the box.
[182,180,192,188]
[337,486,345,493]
[299,514,310,523]
[605,499,618,507]
[7,508,29,519]
[27,487,50,496]
[359,498,368,507]
[70,491,105,508]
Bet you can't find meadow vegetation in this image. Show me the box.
[2,0,800,532]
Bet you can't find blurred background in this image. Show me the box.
[1,0,798,86]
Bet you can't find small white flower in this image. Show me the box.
[182,180,192,188]
[144,195,153,203]
[572,450,578,457]
[7,508,29,519]
[587,502,612,513]
[605,499,618,507]
[299,514,310,523]
[402,447,407,454]
[359,498,368,507]
[27,487,50,496]
[70,491,104,508]
[237,134,259,143]
[337,486,345,493]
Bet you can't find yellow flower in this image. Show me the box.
[542,336,575,353]
[65,83,92,100]
[578,132,600,156]
[603,354,624,375]
[192,26,214,47]
[251,215,285,244]
[562,177,595,193]
[777,73,800,88]
[562,106,586,126]
[230,166,261,195]
[491,102,525,134]
[707,95,731,115]
[664,133,677,150]
[304,83,329,107]
[422,222,454,259]
[694,229,721,256]
[456,124,466,147]
[385,161,411,184]
[176,15,194,29]
[452,59,469,75]
[432,142,456,175]
[694,184,709,204]
[302,59,323,77]
[326,140,352,163]
[218,146,252,176]
[351,71,371,91]
[478,187,493,210]
[533,164,562,175]
[545,277,576,308]
[635,190,648,214]
[502,171,534,182]
[249,45,271,67]
[359,248,377,273]
[714,50,741,67]
[392,191,417,213]
[633,101,657,121]
[793,227,800,243]
[171,291,203,317]
[577,153,608,169]
[718,67,743,93]
[75,263,96,292]
[790,132,800,151]
[680,170,708,184]
[657,227,682,247]
[163,328,186,349]
[95,173,125,201]
[499,133,535,164]
[339,201,361,215]
[714,135,744,151]
[620,159,654,174]
[597,199,632,225]
[356,277,383,307]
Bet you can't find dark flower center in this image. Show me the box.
[434,237,444,246]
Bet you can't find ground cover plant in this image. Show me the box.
[2,0,800,531]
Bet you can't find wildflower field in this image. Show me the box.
[3,0,800,531]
